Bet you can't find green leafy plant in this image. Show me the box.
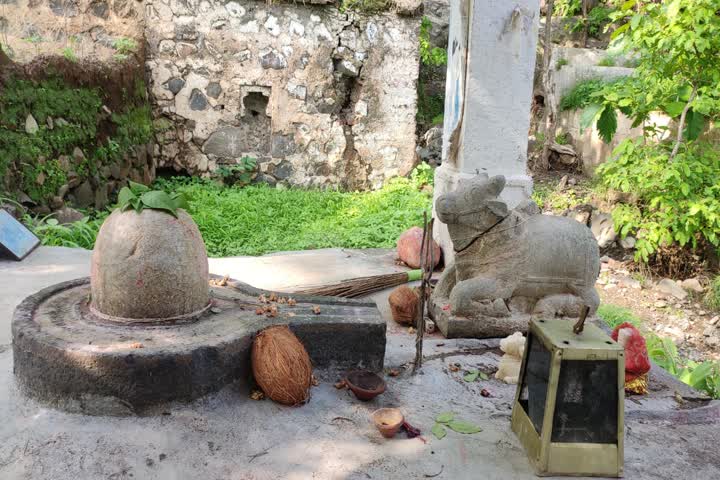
[597,141,720,262]
[462,369,489,382]
[556,58,569,70]
[597,55,617,67]
[583,0,720,148]
[112,37,138,57]
[216,157,257,187]
[27,214,107,250]
[560,78,626,111]
[409,162,434,188]
[554,0,582,17]
[704,276,720,311]
[597,304,642,329]
[117,181,189,217]
[419,17,447,67]
[431,412,482,440]
[62,47,77,62]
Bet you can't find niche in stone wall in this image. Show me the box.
[238,87,271,157]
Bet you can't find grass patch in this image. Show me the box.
[704,276,720,311]
[27,167,434,257]
[597,302,720,399]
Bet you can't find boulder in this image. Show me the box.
[619,235,636,250]
[53,207,84,224]
[25,114,39,134]
[397,226,441,269]
[680,278,704,294]
[91,208,209,321]
[590,211,617,248]
[656,278,688,300]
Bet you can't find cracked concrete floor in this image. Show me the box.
[1,247,719,479]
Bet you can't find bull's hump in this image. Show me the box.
[522,215,597,285]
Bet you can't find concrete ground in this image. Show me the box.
[1,247,719,480]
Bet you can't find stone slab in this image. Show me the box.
[12,277,385,414]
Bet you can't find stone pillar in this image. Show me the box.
[433,0,539,265]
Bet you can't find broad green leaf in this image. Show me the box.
[611,23,630,40]
[597,106,618,144]
[621,0,636,11]
[447,420,482,434]
[128,180,150,194]
[663,102,685,118]
[436,412,455,423]
[172,192,190,211]
[479,372,489,381]
[117,186,136,207]
[463,370,479,382]
[46,218,59,226]
[140,191,179,217]
[580,104,604,131]
[677,85,693,102]
[630,14,641,30]
[683,110,705,141]
[431,423,447,440]
[131,197,143,213]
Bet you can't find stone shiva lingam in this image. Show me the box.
[429,174,600,338]
[12,192,385,415]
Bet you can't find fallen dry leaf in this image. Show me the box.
[312,305,321,315]
[480,389,491,398]
[311,375,319,386]
[334,380,347,389]
[408,327,416,334]
[269,292,278,302]
[258,294,268,304]
[250,390,265,401]
[388,369,401,377]
[255,308,264,315]
[266,305,278,317]
[129,342,144,349]
[288,298,297,306]
[449,363,460,372]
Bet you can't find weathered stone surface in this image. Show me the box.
[259,49,287,69]
[657,278,688,300]
[53,206,85,224]
[189,88,208,111]
[89,0,108,18]
[590,211,617,248]
[271,134,296,158]
[91,209,210,321]
[73,180,94,208]
[397,226,441,269]
[49,0,78,16]
[619,235,636,250]
[206,82,222,99]
[12,277,385,412]
[25,114,39,134]
[203,127,244,157]
[681,278,704,294]
[429,175,600,338]
[273,161,294,180]
[167,77,185,94]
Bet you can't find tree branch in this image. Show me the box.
[669,85,698,161]
[540,0,556,170]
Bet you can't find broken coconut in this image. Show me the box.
[388,285,420,325]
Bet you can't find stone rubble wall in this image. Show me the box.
[0,0,144,63]
[145,0,421,190]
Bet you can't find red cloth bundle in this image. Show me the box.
[611,322,651,383]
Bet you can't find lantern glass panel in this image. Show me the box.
[518,332,552,434]
[551,360,619,443]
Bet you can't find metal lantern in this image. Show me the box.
[511,315,625,477]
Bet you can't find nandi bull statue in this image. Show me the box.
[429,174,600,338]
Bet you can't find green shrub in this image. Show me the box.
[419,17,447,67]
[560,78,626,111]
[216,157,257,187]
[112,37,138,56]
[597,55,616,67]
[704,276,720,311]
[597,140,720,262]
[556,58,569,70]
[28,214,107,250]
[553,0,581,17]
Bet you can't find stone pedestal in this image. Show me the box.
[434,0,540,265]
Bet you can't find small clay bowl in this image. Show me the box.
[345,370,386,401]
[371,408,404,438]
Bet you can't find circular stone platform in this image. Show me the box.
[12,277,385,415]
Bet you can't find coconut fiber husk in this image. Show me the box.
[388,285,420,326]
[252,325,313,406]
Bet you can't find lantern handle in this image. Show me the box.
[573,305,590,334]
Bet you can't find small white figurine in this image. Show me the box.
[495,331,526,384]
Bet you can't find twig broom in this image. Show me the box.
[293,269,423,298]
